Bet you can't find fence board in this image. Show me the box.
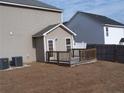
[87,44,124,63]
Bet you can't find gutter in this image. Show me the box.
[0,1,63,13]
[104,24,124,28]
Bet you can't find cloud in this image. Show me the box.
[39,0,124,23]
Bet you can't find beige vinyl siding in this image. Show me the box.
[45,27,74,51]
[0,5,61,63]
[0,15,2,57]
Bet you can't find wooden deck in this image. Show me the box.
[46,48,96,66]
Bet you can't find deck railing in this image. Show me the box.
[46,48,96,65]
[46,51,71,64]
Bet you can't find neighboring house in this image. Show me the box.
[64,11,124,45]
[0,0,75,63]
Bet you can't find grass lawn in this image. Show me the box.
[0,61,124,93]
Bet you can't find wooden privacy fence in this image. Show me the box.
[46,48,97,65]
[87,44,124,63]
[79,48,96,61]
[72,48,96,61]
[116,45,124,63]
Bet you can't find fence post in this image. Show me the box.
[95,48,97,59]
[84,50,86,60]
[114,45,117,62]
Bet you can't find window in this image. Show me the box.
[48,40,53,51]
[106,27,109,36]
[66,38,71,51]
[66,39,71,45]
[48,40,54,57]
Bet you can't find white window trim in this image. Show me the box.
[47,39,56,51]
[71,36,75,48]
[106,27,109,37]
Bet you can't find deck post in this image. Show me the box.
[47,52,50,62]
[84,50,86,60]
[69,51,71,65]
[79,50,81,61]
[73,50,74,57]
[57,52,59,64]
[46,52,47,62]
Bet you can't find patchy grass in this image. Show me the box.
[0,61,124,93]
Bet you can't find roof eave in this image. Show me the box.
[32,35,43,38]
[60,24,77,36]
[104,24,124,28]
[0,1,63,12]
[43,23,77,36]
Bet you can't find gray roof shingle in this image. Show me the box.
[0,0,62,11]
[78,12,124,26]
[32,24,58,37]
[120,38,124,42]
[63,21,68,25]
[33,23,76,37]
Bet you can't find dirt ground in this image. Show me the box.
[0,61,124,93]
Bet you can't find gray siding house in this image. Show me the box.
[65,11,124,45]
[0,0,75,63]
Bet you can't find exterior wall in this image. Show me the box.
[35,37,44,62]
[0,16,2,57]
[45,27,74,52]
[0,5,61,63]
[104,26,124,45]
[66,13,105,44]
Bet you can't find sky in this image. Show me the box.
[40,0,124,23]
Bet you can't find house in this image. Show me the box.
[32,23,76,62]
[0,0,75,63]
[64,11,124,45]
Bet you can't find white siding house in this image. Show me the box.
[104,25,124,44]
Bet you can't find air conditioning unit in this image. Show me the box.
[0,58,9,70]
[10,56,23,67]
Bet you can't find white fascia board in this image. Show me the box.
[43,36,47,61]
[43,23,77,36]
[60,23,77,36]
[61,12,64,23]
[104,24,124,28]
[43,24,60,36]
[0,1,62,12]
